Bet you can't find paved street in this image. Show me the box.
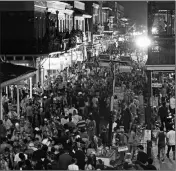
[152,143,176,170]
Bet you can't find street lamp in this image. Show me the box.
[135,36,151,48]
[135,34,153,157]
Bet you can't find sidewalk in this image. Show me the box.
[152,143,176,170]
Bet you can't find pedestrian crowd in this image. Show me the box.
[1,62,173,170]
[154,77,175,162]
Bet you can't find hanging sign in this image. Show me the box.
[118,146,128,152]
[152,83,162,88]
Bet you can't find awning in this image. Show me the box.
[1,71,36,88]
[74,8,92,18]
[0,62,37,85]
[146,65,175,71]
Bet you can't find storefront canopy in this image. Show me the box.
[74,8,92,18]
[0,62,37,87]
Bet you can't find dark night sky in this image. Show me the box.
[119,1,148,26]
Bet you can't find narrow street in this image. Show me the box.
[152,143,176,170]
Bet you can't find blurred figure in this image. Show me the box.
[158,102,168,129]
[156,127,166,161]
[166,126,175,160]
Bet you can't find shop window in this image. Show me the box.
[152,10,175,35]
[152,45,160,52]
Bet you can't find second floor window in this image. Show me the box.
[152,10,175,35]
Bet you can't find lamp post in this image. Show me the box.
[108,60,116,145]
[135,35,152,157]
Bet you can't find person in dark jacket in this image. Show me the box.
[58,149,72,170]
[74,147,85,170]
[136,145,148,165]
[135,157,157,170]
[158,102,168,129]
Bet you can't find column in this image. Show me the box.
[11,86,13,99]
[41,68,44,87]
[0,86,2,120]
[6,86,8,98]
[29,77,32,98]
[36,58,39,84]
[17,86,20,115]
[68,15,70,32]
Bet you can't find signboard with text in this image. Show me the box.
[151,83,162,88]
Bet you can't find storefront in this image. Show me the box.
[41,50,84,85]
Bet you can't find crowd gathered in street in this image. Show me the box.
[0,61,175,170]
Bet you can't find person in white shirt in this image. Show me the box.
[61,116,69,126]
[169,95,175,114]
[92,96,98,108]
[14,150,28,164]
[166,126,175,160]
[68,105,78,115]
[72,110,82,125]
[107,117,117,133]
[68,158,79,170]
[3,115,13,130]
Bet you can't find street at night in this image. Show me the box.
[0,1,175,170]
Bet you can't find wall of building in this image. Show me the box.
[0,2,35,55]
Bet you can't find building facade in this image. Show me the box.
[145,1,175,135]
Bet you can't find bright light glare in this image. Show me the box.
[119,37,125,41]
[136,36,151,48]
[152,27,158,34]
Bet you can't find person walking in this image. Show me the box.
[156,127,166,161]
[166,126,175,160]
[158,102,168,129]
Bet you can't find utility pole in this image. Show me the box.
[108,60,116,145]
[146,1,154,158]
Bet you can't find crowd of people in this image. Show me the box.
[0,62,175,170]
[154,76,175,162]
